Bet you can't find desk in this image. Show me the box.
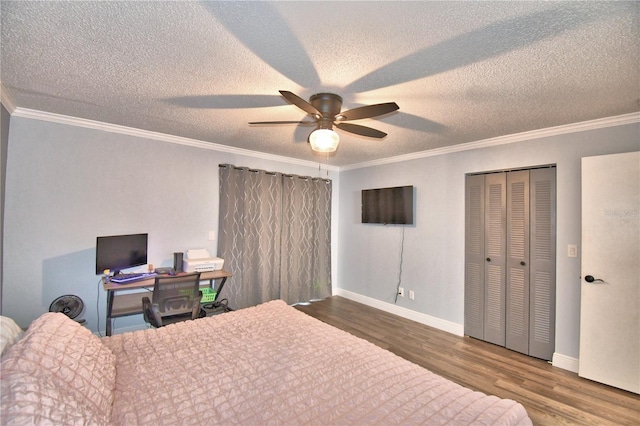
[103,270,232,336]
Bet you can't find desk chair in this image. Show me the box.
[142,272,206,327]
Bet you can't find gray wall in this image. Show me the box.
[337,123,639,360]
[3,111,638,363]
[0,104,10,313]
[2,116,336,333]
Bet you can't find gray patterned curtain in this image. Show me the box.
[218,165,331,309]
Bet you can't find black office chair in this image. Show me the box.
[142,272,206,327]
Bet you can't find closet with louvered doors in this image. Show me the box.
[464,166,556,360]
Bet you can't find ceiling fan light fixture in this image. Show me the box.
[253,90,398,154]
[309,128,339,153]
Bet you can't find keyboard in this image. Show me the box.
[110,272,157,284]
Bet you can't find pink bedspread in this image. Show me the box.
[102,300,531,425]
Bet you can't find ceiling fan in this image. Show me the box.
[249,91,399,152]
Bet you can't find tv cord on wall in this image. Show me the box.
[394,226,405,304]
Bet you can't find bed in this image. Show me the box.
[1,300,532,425]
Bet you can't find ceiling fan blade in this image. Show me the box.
[279,90,321,117]
[339,102,399,121]
[249,120,316,125]
[335,122,388,138]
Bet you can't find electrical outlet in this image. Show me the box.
[398,287,404,297]
[409,290,415,300]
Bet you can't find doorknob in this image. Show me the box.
[585,275,604,283]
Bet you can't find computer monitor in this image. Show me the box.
[95,233,148,275]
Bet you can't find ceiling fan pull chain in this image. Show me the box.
[326,153,330,177]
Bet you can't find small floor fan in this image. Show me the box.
[49,295,86,324]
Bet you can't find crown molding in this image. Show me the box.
[341,112,640,171]
[9,106,340,171]
[0,82,17,114]
[7,104,638,172]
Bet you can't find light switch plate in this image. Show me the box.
[567,244,578,258]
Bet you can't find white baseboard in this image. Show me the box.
[335,289,580,373]
[552,352,579,373]
[335,289,464,336]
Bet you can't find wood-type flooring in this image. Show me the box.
[295,296,639,425]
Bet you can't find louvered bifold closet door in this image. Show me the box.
[465,167,556,360]
[483,173,507,347]
[506,171,530,355]
[528,168,556,360]
[464,174,485,339]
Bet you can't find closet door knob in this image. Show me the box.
[520,261,526,266]
[585,275,604,283]
[486,258,491,262]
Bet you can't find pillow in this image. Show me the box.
[0,312,116,423]
[0,315,24,356]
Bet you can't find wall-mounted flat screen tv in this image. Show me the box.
[362,185,414,225]
[95,233,148,274]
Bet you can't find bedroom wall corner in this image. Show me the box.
[2,116,336,333]
[336,119,640,368]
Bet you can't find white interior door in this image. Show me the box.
[580,151,639,394]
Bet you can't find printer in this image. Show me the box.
[183,249,224,273]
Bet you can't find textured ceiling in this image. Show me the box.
[1,1,639,167]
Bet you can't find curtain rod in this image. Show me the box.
[219,164,331,184]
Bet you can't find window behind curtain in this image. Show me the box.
[217,165,331,309]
